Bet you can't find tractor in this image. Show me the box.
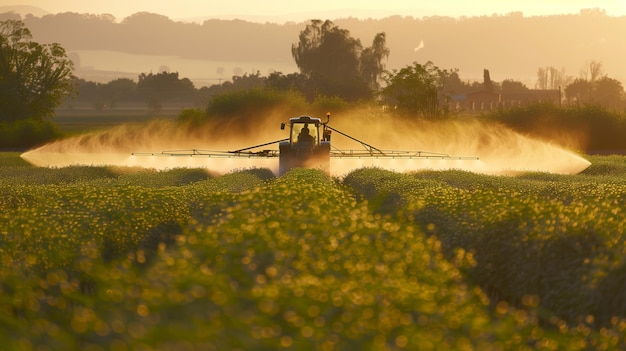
[278,114,332,175]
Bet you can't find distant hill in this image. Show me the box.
[176,8,408,25]
[0,5,48,17]
[1,10,625,88]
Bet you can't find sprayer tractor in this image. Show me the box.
[279,115,331,175]
[132,112,478,175]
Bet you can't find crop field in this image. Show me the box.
[1,151,626,350]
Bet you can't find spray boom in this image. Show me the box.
[131,113,479,175]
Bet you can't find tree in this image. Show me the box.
[196,71,270,104]
[565,78,592,104]
[291,20,387,101]
[381,61,450,117]
[73,77,100,102]
[593,76,625,107]
[501,79,528,90]
[483,69,494,93]
[0,20,75,122]
[580,60,604,83]
[536,66,570,90]
[565,75,625,108]
[359,32,390,90]
[230,72,266,91]
[266,72,307,92]
[440,70,472,95]
[136,71,196,108]
[101,78,137,107]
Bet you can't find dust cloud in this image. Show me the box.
[21,109,591,176]
[325,111,591,176]
[21,111,288,174]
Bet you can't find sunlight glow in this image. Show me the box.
[7,0,626,22]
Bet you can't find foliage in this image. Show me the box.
[291,20,388,102]
[10,10,626,89]
[310,95,350,115]
[0,20,75,122]
[179,88,351,130]
[266,72,308,94]
[205,88,308,119]
[342,163,626,337]
[73,74,202,111]
[564,66,625,109]
[201,72,266,97]
[136,71,196,109]
[0,118,62,148]
[176,89,351,129]
[292,20,359,80]
[2,154,626,349]
[177,107,208,127]
[535,66,570,90]
[436,70,485,96]
[593,76,625,107]
[359,33,390,90]
[582,154,626,176]
[483,69,494,93]
[99,78,138,109]
[73,77,139,110]
[309,72,373,102]
[194,72,270,108]
[501,79,528,91]
[565,78,592,103]
[380,61,453,117]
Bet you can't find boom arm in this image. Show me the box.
[230,138,289,153]
[131,114,479,165]
[324,125,384,155]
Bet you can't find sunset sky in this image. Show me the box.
[5,0,626,21]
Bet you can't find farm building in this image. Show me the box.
[449,89,561,111]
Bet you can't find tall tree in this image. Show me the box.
[536,66,571,90]
[483,69,493,93]
[359,32,390,90]
[292,20,359,80]
[580,60,604,83]
[381,61,449,117]
[101,78,137,107]
[536,67,549,90]
[291,20,387,101]
[0,20,75,122]
[565,74,625,108]
[137,71,196,106]
[565,78,592,104]
[592,76,624,107]
[440,71,473,94]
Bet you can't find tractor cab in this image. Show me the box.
[281,115,331,148]
[290,117,320,149]
[279,115,332,175]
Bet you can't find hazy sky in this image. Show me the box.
[6,0,626,21]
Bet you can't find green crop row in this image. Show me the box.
[342,159,626,337]
[1,153,624,350]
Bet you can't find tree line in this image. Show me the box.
[2,8,625,85]
[72,19,393,111]
[73,61,625,115]
[1,18,626,150]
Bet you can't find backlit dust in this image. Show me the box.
[21,109,591,176]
